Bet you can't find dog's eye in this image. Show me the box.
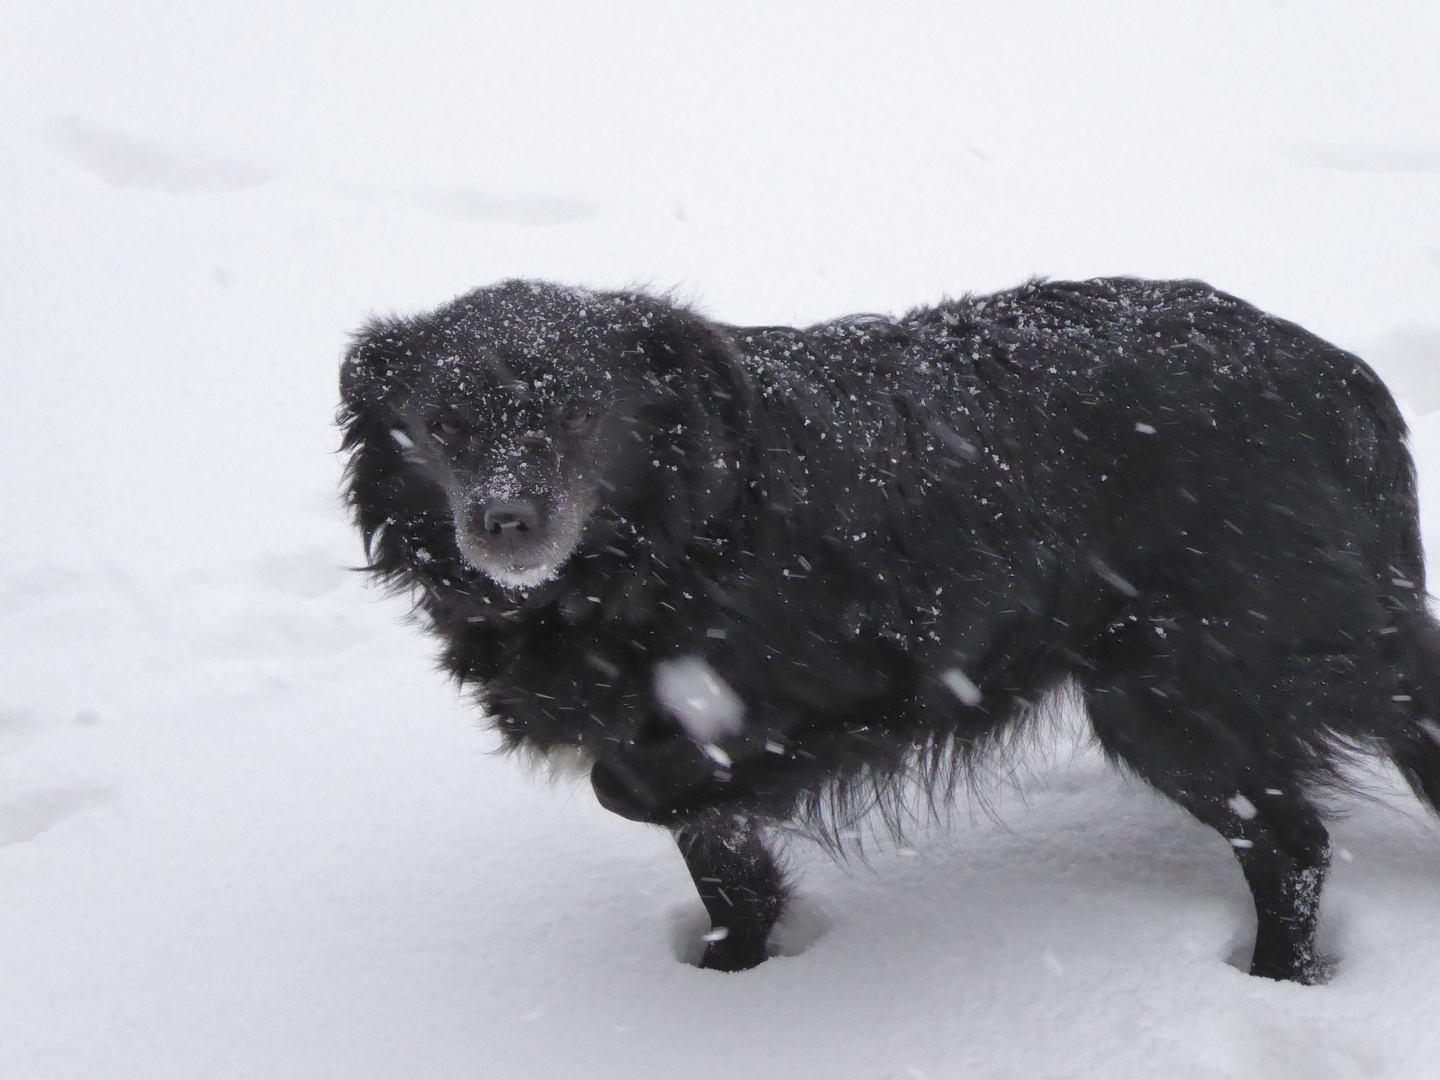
[429,414,466,439]
[561,406,595,434]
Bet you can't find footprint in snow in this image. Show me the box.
[0,787,104,847]
[43,114,278,194]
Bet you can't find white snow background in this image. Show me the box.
[3,2,1440,1077]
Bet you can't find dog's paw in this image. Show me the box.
[697,928,771,972]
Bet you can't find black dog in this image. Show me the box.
[340,277,1440,982]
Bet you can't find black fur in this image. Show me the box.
[340,277,1440,981]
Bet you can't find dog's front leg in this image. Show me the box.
[672,818,787,971]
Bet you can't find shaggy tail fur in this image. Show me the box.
[1342,354,1440,812]
[1389,607,1440,813]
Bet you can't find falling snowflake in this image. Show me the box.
[654,657,746,742]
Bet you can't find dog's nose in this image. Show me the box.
[482,500,541,535]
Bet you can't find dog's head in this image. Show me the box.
[340,281,748,592]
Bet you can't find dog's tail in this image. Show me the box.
[1374,392,1440,811]
[1345,356,1440,811]
[1348,347,1426,592]
[1387,607,1440,814]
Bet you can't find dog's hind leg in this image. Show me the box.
[1085,666,1333,983]
[1169,782,1330,984]
[673,818,789,971]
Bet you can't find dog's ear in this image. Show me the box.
[625,297,751,433]
[619,297,753,525]
[338,316,461,591]
[340,316,415,418]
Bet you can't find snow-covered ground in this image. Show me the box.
[3,2,1440,1076]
